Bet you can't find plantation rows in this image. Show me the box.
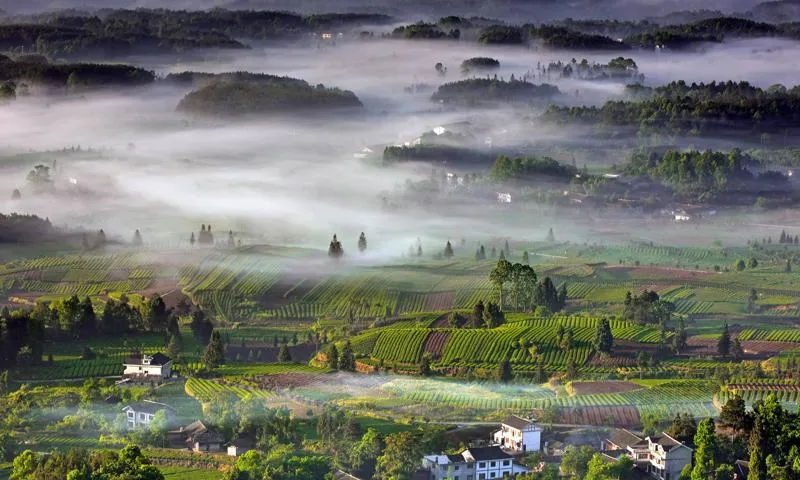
[19,253,173,272]
[371,329,430,363]
[738,329,800,343]
[15,358,123,380]
[184,377,275,402]
[717,389,799,410]
[673,300,714,315]
[350,331,382,355]
[21,279,151,295]
[301,275,400,319]
[396,292,429,314]
[267,303,326,319]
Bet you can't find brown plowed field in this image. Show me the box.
[557,406,640,426]
[424,292,455,311]
[254,373,324,390]
[423,331,450,359]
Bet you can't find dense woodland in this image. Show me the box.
[431,77,559,105]
[176,79,363,117]
[0,57,154,91]
[543,81,800,144]
[0,10,392,59]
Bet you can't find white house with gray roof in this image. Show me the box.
[603,429,693,480]
[121,400,176,430]
[491,415,542,454]
[422,446,529,480]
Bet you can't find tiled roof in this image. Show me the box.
[607,429,646,449]
[503,415,534,430]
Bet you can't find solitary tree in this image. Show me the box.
[189,232,195,247]
[339,341,356,371]
[328,234,344,259]
[546,227,555,243]
[472,300,485,328]
[749,416,767,480]
[358,232,367,253]
[326,344,339,370]
[748,257,759,269]
[489,259,512,309]
[673,317,688,353]
[718,322,731,357]
[132,229,143,246]
[691,418,718,480]
[746,288,758,314]
[785,259,792,272]
[202,330,225,369]
[522,251,529,263]
[443,241,454,259]
[497,358,513,383]
[419,354,431,376]
[417,244,423,257]
[735,259,746,271]
[592,318,613,356]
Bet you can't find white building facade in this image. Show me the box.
[123,352,173,380]
[422,446,529,480]
[122,401,176,429]
[492,416,542,454]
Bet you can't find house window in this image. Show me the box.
[454,465,460,471]
[490,473,496,479]
[490,462,496,467]
[479,475,486,480]
[502,461,509,466]
[454,477,459,480]
[478,463,485,468]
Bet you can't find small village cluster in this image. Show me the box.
[120,352,698,479]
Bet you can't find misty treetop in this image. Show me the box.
[391,22,460,40]
[490,155,578,181]
[623,16,794,49]
[176,79,363,117]
[164,71,309,89]
[0,10,393,59]
[0,58,155,90]
[543,80,800,143]
[431,77,559,105]
[460,57,500,73]
[527,24,631,50]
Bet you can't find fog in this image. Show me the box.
[2,30,800,258]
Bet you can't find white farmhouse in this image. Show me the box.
[603,429,693,480]
[492,415,542,454]
[121,400,176,430]
[422,446,529,480]
[497,192,512,204]
[123,352,173,380]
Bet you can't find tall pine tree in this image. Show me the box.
[718,322,731,357]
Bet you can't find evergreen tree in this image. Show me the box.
[472,301,485,328]
[718,322,731,357]
[278,344,292,362]
[143,294,168,333]
[592,318,613,355]
[497,358,513,383]
[504,239,510,256]
[326,344,339,370]
[490,246,496,258]
[97,229,106,246]
[558,283,568,310]
[566,358,577,379]
[535,361,547,383]
[417,244,423,257]
[546,227,555,242]
[489,260,512,309]
[719,394,748,431]
[785,259,792,272]
[498,249,505,261]
[749,416,767,480]
[419,354,431,376]
[227,230,235,248]
[443,241,454,258]
[747,288,758,313]
[748,257,759,269]
[132,229,143,246]
[522,251,529,263]
[167,335,181,359]
[673,317,688,353]
[202,330,225,369]
[328,234,344,259]
[339,341,356,371]
[735,259,746,271]
[691,418,718,480]
[358,232,367,253]
[190,232,195,246]
[731,338,744,360]
[77,297,96,338]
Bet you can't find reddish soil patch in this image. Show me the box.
[424,292,455,312]
[423,331,450,359]
[430,314,448,328]
[254,373,324,390]
[742,341,798,356]
[556,406,640,427]
[589,355,637,367]
[21,270,41,280]
[570,381,642,395]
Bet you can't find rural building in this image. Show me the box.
[169,420,225,453]
[227,437,255,457]
[121,400,176,430]
[497,192,512,203]
[422,446,529,480]
[123,352,173,380]
[491,415,542,454]
[603,429,693,480]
